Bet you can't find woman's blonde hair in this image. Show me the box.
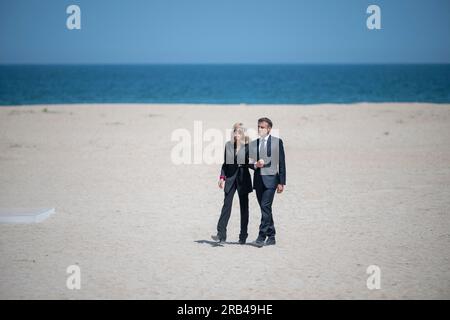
[232,122,250,144]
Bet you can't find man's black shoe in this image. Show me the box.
[251,240,265,248]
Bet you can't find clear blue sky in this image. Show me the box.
[0,0,449,64]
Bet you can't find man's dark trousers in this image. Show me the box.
[254,172,276,241]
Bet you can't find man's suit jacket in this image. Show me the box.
[249,135,286,189]
[220,141,253,194]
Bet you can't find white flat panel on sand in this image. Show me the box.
[0,208,55,224]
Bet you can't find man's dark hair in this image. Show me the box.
[258,117,273,128]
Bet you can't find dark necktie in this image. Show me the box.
[260,138,267,160]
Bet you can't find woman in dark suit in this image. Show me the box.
[212,123,253,244]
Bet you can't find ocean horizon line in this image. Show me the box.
[1,62,450,66]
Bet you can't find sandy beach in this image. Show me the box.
[0,103,449,299]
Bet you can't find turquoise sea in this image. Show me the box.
[1,64,449,105]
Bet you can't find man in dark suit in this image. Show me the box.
[249,117,286,247]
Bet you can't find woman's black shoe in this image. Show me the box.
[211,234,225,242]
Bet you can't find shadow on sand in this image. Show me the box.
[194,240,262,248]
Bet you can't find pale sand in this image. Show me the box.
[0,103,449,299]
